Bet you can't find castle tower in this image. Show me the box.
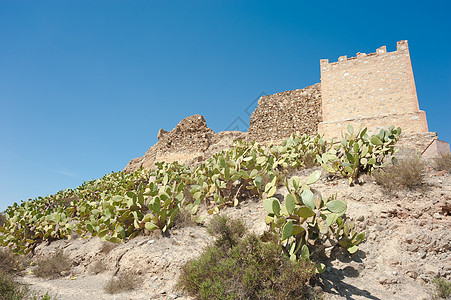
[318,40,429,140]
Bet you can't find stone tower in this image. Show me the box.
[318,40,429,140]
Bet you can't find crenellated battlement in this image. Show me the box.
[320,40,409,67]
[318,40,428,140]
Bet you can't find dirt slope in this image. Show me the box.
[19,168,450,300]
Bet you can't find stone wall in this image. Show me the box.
[318,40,428,140]
[248,83,322,142]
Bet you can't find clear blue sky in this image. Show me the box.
[1,1,450,211]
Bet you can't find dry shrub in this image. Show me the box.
[178,216,317,300]
[33,250,72,279]
[104,271,143,294]
[99,242,118,254]
[0,213,5,227]
[89,261,107,275]
[373,156,425,190]
[0,248,28,275]
[434,153,451,172]
[173,208,196,229]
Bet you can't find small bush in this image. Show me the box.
[432,277,451,299]
[33,250,72,279]
[178,216,317,300]
[434,153,451,172]
[0,213,5,227]
[0,271,30,300]
[173,208,196,229]
[89,261,107,275]
[104,271,143,294]
[373,156,425,190]
[207,215,246,250]
[0,248,28,275]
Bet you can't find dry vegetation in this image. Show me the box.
[33,250,72,279]
[104,271,143,294]
[434,153,451,172]
[178,215,318,300]
[373,156,426,190]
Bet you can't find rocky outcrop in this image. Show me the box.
[124,115,246,172]
[248,83,322,142]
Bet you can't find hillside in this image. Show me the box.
[1,120,450,300]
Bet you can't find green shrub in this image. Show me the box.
[373,156,425,190]
[178,216,317,300]
[434,153,451,172]
[104,271,143,294]
[33,250,72,279]
[0,271,30,300]
[432,277,451,299]
[207,215,246,250]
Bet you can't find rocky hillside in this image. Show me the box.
[16,166,451,300]
[124,114,246,173]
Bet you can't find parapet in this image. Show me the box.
[320,40,409,67]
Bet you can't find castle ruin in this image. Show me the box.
[126,40,449,172]
[249,40,449,156]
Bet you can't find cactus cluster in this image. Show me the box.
[317,125,401,184]
[0,126,396,264]
[263,170,364,271]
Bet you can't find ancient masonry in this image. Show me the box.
[249,40,449,156]
[249,83,322,142]
[126,41,449,171]
[318,40,428,139]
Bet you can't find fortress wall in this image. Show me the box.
[248,83,322,142]
[318,40,428,140]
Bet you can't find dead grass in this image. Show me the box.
[373,156,425,190]
[33,250,72,279]
[89,261,107,275]
[99,242,118,254]
[103,271,143,294]
[434,153,451,172]
[0,248,28,275]
[173,208,197,229]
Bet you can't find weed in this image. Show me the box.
[33,250,72,279]
[89,261,107,275]
[0,271,30,300]
[104,271,143,294]
[173,208,196,229]
[178,216,317,300]
[0,248,28,275]
[373,156,425,190]
[434,153,451,172]
[432,277,451,299]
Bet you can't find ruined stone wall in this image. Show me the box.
[248,83,322,142]
[318,40,428,140]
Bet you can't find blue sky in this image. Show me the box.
[1,0,450,211]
